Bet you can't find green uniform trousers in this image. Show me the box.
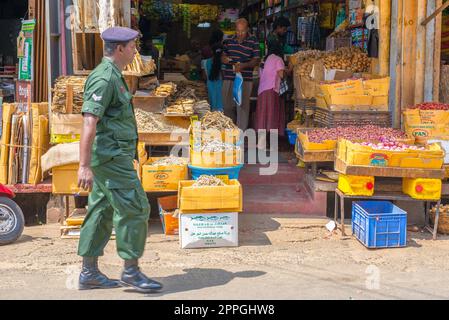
[77,155,150,260]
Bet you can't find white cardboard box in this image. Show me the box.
[179,212,238,249]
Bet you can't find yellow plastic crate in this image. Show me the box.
[178,180,243,213]
[338,174,375,196]
[298,131,337,151]
[142,157,188,192]
[338,139,444,169]
[403,178,442,200]
[52,163,88,195]
[190,149,241,168]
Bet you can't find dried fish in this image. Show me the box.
[201,111,237,130]
[201,139,238,152]
[124,52,156,76]
[192,175,225,187]
[193,100,210,118]
[134,108,187,133]
[155,82,177,97]
[148,156,188,166]
[52,76,87,113]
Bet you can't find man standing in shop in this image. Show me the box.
[222,18,260,130]
[77,26,163,294]
[266,16,292,57]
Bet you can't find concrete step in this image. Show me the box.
[239,163,303,185]
[242,183,327,216]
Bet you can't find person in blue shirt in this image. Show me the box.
[201,29,224,112]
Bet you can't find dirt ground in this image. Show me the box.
[1,214,449,300]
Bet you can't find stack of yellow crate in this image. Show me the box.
[177,178,242,249]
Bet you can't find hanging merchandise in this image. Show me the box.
[18,19,36,82]
[297,14,320,49]
[351,27,369,51]
[335,4,347,29]
[320,2,335,29]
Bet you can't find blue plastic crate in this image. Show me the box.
[188,164,244,180]
[352,201,407,249]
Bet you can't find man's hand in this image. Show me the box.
[222,54,231,64]
[78,165,94,191]
[234,62,241,73]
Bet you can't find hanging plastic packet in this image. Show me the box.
[233,72,243,107]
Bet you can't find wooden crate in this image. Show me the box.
[138,132,189,146]
[335,158,445,179]
[295,137,334,163]
[313,107,392,128]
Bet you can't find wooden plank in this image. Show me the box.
[414,0,426,104]
[296,151,334,163]
[421,0,449,25]
[389,0,402,128]
[434,0,443,101]
[138,132,189,145]
[335,158,445,179]
[66,84,73,114]
[379,0,391,76]
[403,0,418,109]
[425,0,436,101]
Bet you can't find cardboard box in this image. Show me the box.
[142,157,188,191]
[158,195,179,235]
[178,180,243,213]
[363,77,390,96]
[323,94,373,108]
[52,163,88,195]
[179,212,238,249]
[320,79,365,96]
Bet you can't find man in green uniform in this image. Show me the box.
[77,26,163,293]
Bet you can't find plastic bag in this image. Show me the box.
[233,72,243,107]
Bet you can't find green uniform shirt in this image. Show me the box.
[82,57,138,167]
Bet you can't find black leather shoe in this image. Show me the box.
[78,257,121,290]
[120,259,163,293]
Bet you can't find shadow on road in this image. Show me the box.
[239,216,281,247]
[123,268,266,296]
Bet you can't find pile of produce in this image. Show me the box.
[124,52,156,76]
[201,139,239,152]
[201,111,237,131]
[192,175,225,187]
[148,156,188,166]
[155,82,177,97]
[408,102,449,110]
[322,47,370,73]
[289,50,323,68]
[359,139,426,151]
[52,76,87,113]
[293,47,370,78]
[306,125,407,143]
[135,108,187,133]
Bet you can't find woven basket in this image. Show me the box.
[430,210,449,234]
